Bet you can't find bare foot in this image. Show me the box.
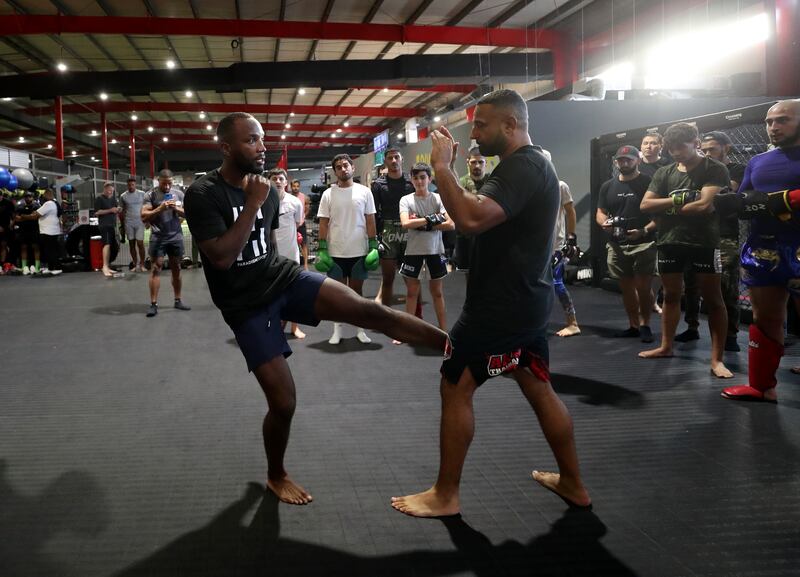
[392,339,403,345]
[638,346,673,358]
[556,325,581,337]
[391,488,460,518]
[710,362,734,379]
[292,327,306,339]
[266,476,313,505]
[102,268,114,278]
[532,471,591,509]
[653,303,662,314]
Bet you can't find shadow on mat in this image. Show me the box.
[113,484,636,577]
[551,373,645,409]
[0,459,110,577]
[90,303,152,316]
[307,338,383,353]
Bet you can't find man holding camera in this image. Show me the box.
[141,169,191,317]
[597,145,657,342]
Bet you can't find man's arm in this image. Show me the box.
[640,190,673,214]
[365,213,377,239]
[317,217,329,242]
[194,175,271,270]
[596,207,611,228]
[680,185,722,215]
[140,199,162,223]
[564,201,576,235]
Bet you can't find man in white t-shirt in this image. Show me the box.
[120,177,147,272]
[269,167,306,339]
[544,150,580,337]
[16,188,62,275]
[316,153,380,344]
[396,162,454,344]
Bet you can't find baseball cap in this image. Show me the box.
[702,131,732,145]
[23,190,33,196]
[614,145,640,160]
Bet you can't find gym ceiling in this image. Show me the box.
[0,0,778,171]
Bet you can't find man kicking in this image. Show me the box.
[184,112,448,505]
[391,89,591,517]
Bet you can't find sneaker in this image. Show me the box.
[356,329,372,344]
[22,266,30,275]
[639,325,654,343]
[674,328,700,342]
[725,335,740,352]
[174,300,191,311]
[49,269,62,276]
[146,304,158,317]
[328,323,342,345]
[40,267,50,275]
[612,327,640,338]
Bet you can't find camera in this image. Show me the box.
[607,216,629,243]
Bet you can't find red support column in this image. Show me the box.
[129,128,136,176]
[54,96,64,160]
[149,143,155,179]
[552,36,578,91]
[101,111,109,170]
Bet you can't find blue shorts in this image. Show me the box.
[149,237,184,259]
[741,234,800,295]
[441,333,550,386]
[328,256,368,281]
[231,270,325,371]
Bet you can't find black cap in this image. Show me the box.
[702,131,732,145]
[614,145,640,160]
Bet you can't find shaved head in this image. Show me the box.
[766,99,800,148]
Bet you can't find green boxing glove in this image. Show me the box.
[364,238,380,271]
[315,239,334,273]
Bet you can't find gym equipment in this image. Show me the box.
[7,174,18,191]
[0,167,10,189]
[11,168,34,191]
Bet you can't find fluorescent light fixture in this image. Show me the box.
[2,97,12,101]
[298,88,306,95]
[336,128,342,133]
[285,123,291,129]
[162,136,168,142]
[99,92,108,101]
[206,124,213,131]
[166,59,176,69]
[185,90,193,98]
[111,138,117,144]
[343,121,349,127]
[199,112,206,119]
[56,62,68,72]
[290,112,295,117]
[18,136,24,142]
[90,130,98,136]
[147,126,154,132]
[213,135,218,141]
[47,144,53,149]
[131,114,138,121]
[281,134,286,140]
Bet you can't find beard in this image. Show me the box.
[618,165,637,176]
[770,124,800,148]
[477,133,506,157]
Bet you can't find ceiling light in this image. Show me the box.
[47,144,53,149]
[56,62,68,72]
[71,150,77,155]
[199,112,206,119]
[91,156,96,161]
[433,116,441,122]
[90,130,97,136]
[336,128,342,133]
[331,133,337,138]
[147,126,154,132]
[162,136,168,142]
[205,124,212,131]
[166,59,176,69]
[343,122,349,127]
[290,112,295,117]
[397,133,404,139]
[185,90,193,98]
[111,138,117,144]
[213,135,218,141]
[131,114,138,121]
[99,92,108,101]
[383,88,389,92]
[2,97,12,101]
[298,88,306,95]
[285,123,291,129]
[18,136,24,142]
[281,134,286,140]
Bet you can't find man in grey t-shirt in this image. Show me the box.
[141,169,190,317]
[396,162,455,339]
[120,177,146,272]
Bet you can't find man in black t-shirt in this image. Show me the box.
[0,190,15,266]
[391,89,591,518]
[597,145,656,342]
[638,132,671,178]
[639,122,733,379]
[15,191,41,274]
[94,182,120,277]
[677,131,745,350]
[371,148,414,308]
[184,112,447,507]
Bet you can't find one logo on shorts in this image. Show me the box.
[486,351,521,377]
[749,340,759,349]
[443,337,452,360]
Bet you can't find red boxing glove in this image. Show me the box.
[786,189,800,211]
[297,231,303,245]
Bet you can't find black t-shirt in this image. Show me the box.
[598,174,652,244]
[184,169,302,327]
[371,174,413,223]
[0,196,15,230]
[719,161,747,239]
[94,195,118,228]
[451,145,558,353]
[648,156,729,248]
[16,200,40,235]
[638,157,670,179]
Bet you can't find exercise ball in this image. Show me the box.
[7,174,18,191]
[0,167,10,189]
[11,168,33,191]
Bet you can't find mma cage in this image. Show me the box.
[588,101,778,324]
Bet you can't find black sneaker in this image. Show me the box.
[639,325,654,343]
[146,303,158,317]
[174,300,191,311]
[613,327,640,338]
[725,335,740,352]
[674,328,700,342]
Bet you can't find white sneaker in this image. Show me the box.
[40,268,50,275]
[328,323,342,345]
[49,269,62,276]
[356,329,372,344]
[29,266,38,274]
[22,266,30,275]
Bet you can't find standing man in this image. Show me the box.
[371,148,414,307]
[391,89,591,518]
[639,122,733,378]
[638,132,670,179]
[183,112,446,504]
[141,170,191,317]
[316,154,379,344]
[597,145,656,342]
[120,177,147,272]
[720,100,800,402]
[94,182,119,278]
[676,131,745,350]
[270,168,307,339]
[0,188,15,268]
[289,179,309,270]
[15,187,62,275]
[455,147,489,273]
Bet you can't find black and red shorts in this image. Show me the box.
[441,333,550,386]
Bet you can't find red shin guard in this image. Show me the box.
[722,324,782,401]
